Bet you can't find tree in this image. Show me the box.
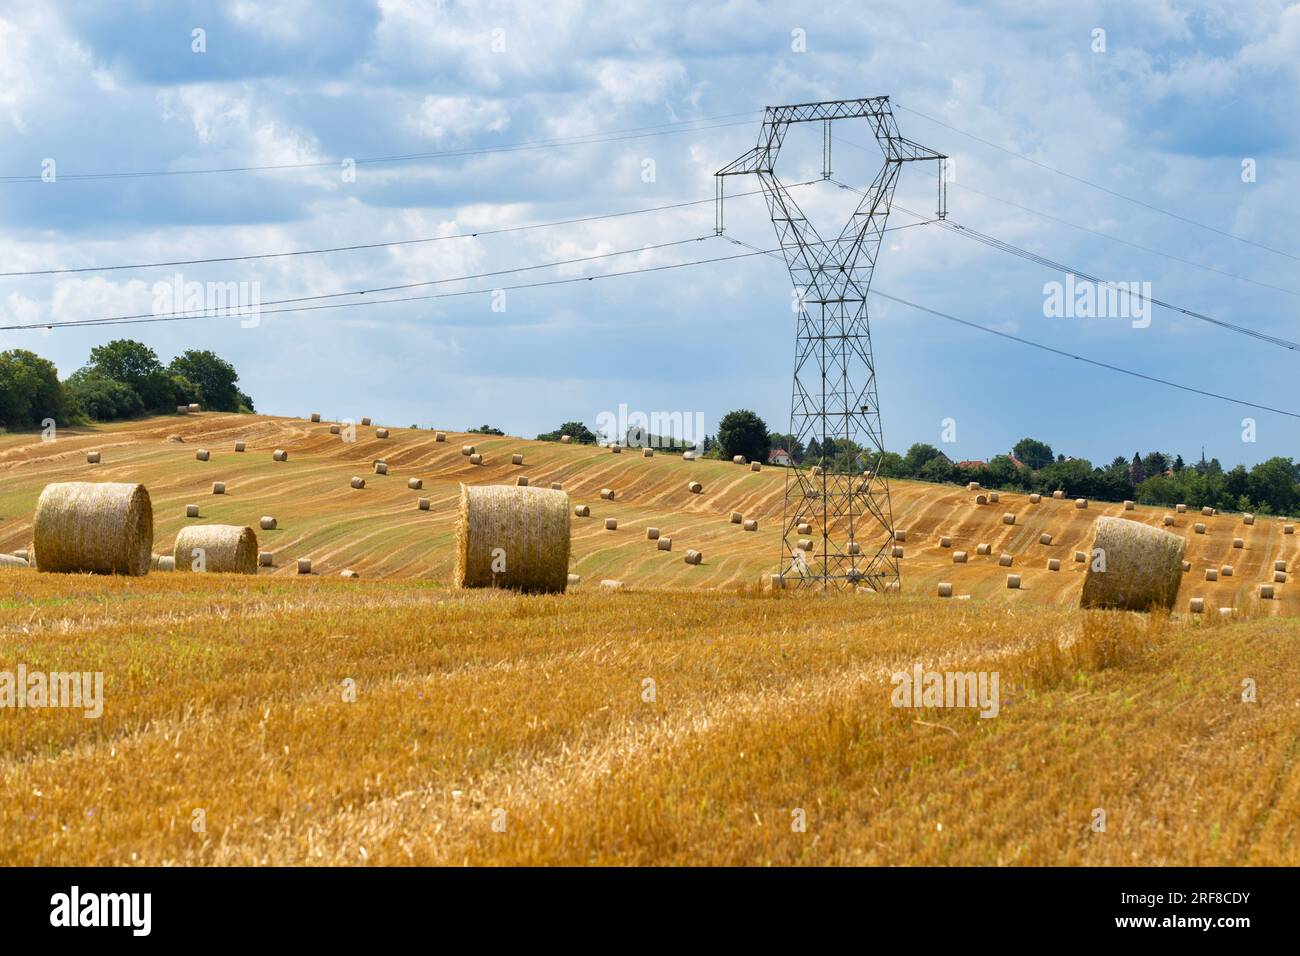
[767,432,804,463]
[1012,437,1054,470]
[902,443,943,476]
[0,349,66,428]
[168,350,243,412]
[65,369,143,421]
[537,421,597,443]
[468,424,505,435]
[717,409,770,462]
[85,339,181,411]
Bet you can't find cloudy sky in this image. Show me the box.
[1,0,1297,467]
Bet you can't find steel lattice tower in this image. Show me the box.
[716,98,946,592]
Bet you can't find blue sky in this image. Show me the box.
[1,0,1297,468]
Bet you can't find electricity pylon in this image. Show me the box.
[716,97,946,592]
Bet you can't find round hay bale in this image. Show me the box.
[1275,560,1287,572]
[341,569,360,579]
[732,455,746,465]
[185,504,199,518]
[600,488,615,501]
[361,417,372,427]
[1219,607,1234,618]
[1275,570,1287,584]
[894,530,908,542]
[195,449,210,462]
[798,539,813,552]
[310,413,321,423]
[743,519,757,532]
[1039,532,1052,545]
[1124,500,1135,510]
[567,573,581,586]
[408,478,423,490]
[1006,574,1021,589]
[188,403,201,413]
[657,537,672,551]
[604,518,618,531]
[953,551,968,563]
[1079,516,1185,611]
[13,549,29,562]
[1163,515,1174,526]
[418,498,430,511]
[516,476,529,487]
[376,429,390,439]
[847,541,860,555]
[1047,558,1061,571]
[750,462,761,472]
[1221,565,1234,577]
[34,484,155,576]
[1182,561,1191,572]
[1189,597,1204,613]
[1194,523,1206,534]
[937,582,953,598]
[646,527,660,540]
[329,424,340,435]
[600,578,622,589]
[258,552,273,567]
[1284,524,1295,535]
[273,449,288,462]
[559,435,572,444]
[350,477,366,489]
[297,558,312,574]
[1201,506,1214,517]
[688,481,703,494]
[1243,513,1255,525]
[1075,551,1087,563]
[1002,513,1015,525]
[684,549,702,565]
[989,492,1000,503]
[1075,498,1088,509]
[0,554,29,569]
[1176,503,1187,513]
[1029,493,1041,504]
[469,454,483,465]
[939,536,951,548]
[176,405,189,414]
[1052,490,1065,500]
[173,525,258,574]
[454,484,570,593]
[1232,537,1244,549]
[639,447,653,458]
[550,482,562,491]
[892,546,904,559]
[511,453,524,466]
[259,516,277,531]
[435,431,446,442]
[1260,584,1274,599]
[797,522,812,535]
[575,505,590,517]
[683,451,696,460]
[373,461,388,475]
[968,482,981,491]
[976,543,991,555]
[729,512,743,524]
[998,553,1013,567]
[975,494,987,505]
[212,482,226,495]
[1205,568,1218,581]
[86,451,101,464]
[610,445,621,454]
[234,441,246,453]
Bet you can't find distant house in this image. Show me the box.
[957,459,987,470]
[768,448,794,467]
[1006,453,1027,469]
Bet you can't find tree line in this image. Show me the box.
[0,340,253,430]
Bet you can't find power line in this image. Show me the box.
[0,112,761,185]
[727,234,1300,420]
[829,177,1300,353]
[0,242,780,331]
[0,180,819,278]
[948,181,1300,301]
[891,101,1299,264]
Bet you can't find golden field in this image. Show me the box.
[0,413,1297,865]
